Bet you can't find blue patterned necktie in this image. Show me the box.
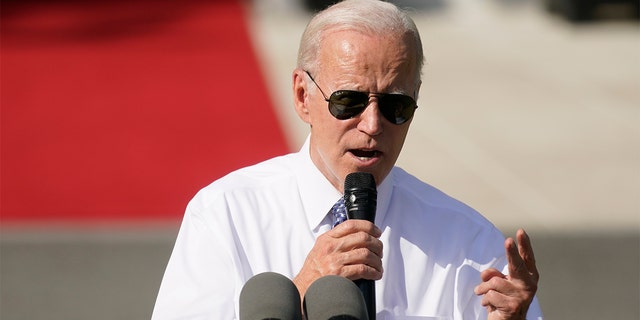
[330,197,348,228]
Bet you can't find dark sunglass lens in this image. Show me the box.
[379,94,417,124]
[328,91,369,119]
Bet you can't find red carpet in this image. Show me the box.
[1,0,289,222]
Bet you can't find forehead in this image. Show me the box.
[317,29,419,92]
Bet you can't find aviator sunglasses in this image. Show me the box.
[305,71,418,125]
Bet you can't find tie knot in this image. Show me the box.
[330,197,347,228]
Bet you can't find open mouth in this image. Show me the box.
[349,149,380,160]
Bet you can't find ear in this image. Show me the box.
[292,69,311,124]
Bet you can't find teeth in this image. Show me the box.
[351,149,378,159]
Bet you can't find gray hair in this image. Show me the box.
[297,0,424,81]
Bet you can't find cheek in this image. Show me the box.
[306,101,329,127]
[316,123,343,151]
[388,127,410,157]
[310,107,344,139]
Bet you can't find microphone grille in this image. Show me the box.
[344,172,376,191]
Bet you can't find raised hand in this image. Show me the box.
[474,228,539,320]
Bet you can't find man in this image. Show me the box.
[152,0,542,319]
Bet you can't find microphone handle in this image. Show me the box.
[344,172,377,320]
[348,205,376,320]
[354,279,375,320]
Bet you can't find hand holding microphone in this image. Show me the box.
[292,172,382,301]
[289,172,380,319]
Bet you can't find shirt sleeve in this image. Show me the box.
[526,296,544,319]
[151,195,242,319]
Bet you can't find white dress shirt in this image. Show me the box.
[152,137,543,319]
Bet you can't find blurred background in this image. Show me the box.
[1,0,638,319]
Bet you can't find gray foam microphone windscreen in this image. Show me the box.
[303,275,369,320]
[239,272,302,320]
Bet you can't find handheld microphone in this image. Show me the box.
[344,172,377,320]
[239,272,302,320]
[303,275,369,320]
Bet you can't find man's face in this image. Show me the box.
[294,29,420,192]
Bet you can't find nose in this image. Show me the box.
[356,99,383,136]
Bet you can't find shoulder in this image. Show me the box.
[388,167,506,262]
[189,153,299,212]
[214,153,297,188]
[390,167,503,239]
[390,167,482,217]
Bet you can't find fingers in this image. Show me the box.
[480,268,506,283]
[330,220,383,258]
[303,220,383,280]
[506,237,525,279]
[338,248,384,281]
[475,268,505,295]
[507,229,539,282]
[516,229,539,280]
[480,289,526,317]
[474,268,533,318]
[475,228,539,319]
[295,221,383,299]
[331,219,382,238]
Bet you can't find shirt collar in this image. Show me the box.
[375,171,393,227]
[294,135,395,232]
